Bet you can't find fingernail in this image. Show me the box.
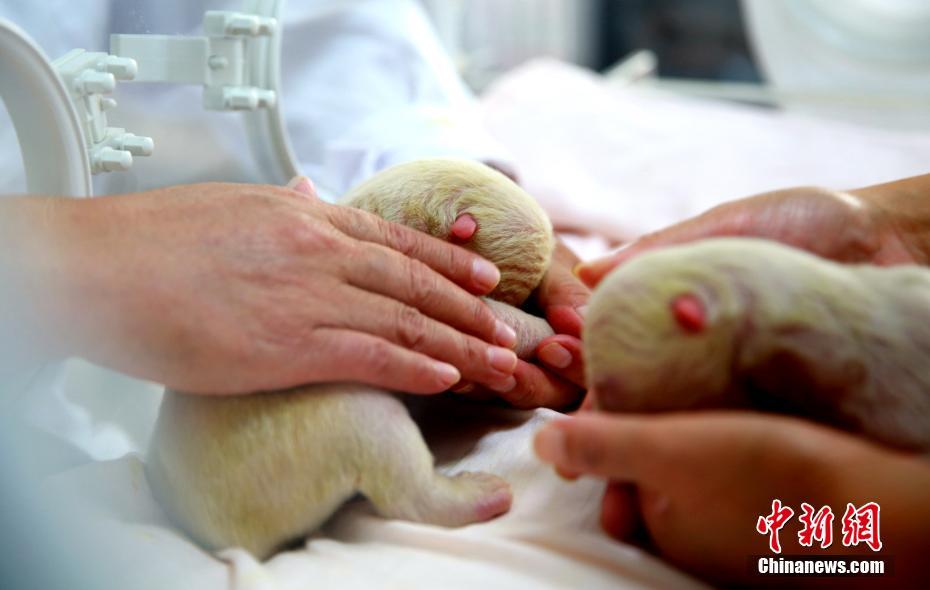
[576,305,588,319]
[489,375,517,393]
[539,343,572,369]
[573,264,597,287]
[472,259,501,292]
[555,465,581,481]
[287,175,316,196]
[450,381,474,394]
[433,362,461,388]
[534,426,566,464]
[575,244,632,283]
[495,320,517,349]
[487,347,518,373]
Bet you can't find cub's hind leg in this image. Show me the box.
[351,396,512,525]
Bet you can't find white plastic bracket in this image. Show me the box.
[53,49,154,175]
[110,11,278,112]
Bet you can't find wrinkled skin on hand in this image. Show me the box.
[576,186,919,288]
[502,240,590,410]
[448,221,590,409]
[44,180,531,395]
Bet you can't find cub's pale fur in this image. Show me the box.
[585,237,930,451]
[148,159,556,559]
[343,159,555,306]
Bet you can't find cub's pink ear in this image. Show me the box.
[451,213,478,241]
[670,293,706,333]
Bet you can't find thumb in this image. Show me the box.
[574,209,734,288]
[534,414,659,483]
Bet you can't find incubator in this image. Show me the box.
[0,0,294,200]
[1,0,928,460]
[1,2,929,588]
[602,0,930,130]
[0,0,302,461]
[1,0,503,461]
[743,0,930,128]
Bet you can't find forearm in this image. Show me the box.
[0,197,85,366]
[853,173,930,266]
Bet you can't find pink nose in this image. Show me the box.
[671,293,706,333]
[450,213,478,241]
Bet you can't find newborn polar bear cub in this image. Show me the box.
[147,159,557,559]
[585,238,930,452]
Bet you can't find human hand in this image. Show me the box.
[535,411,930,588]
[19,180,524,395]
[575,186,920,288]
[450,236,589,409]
[504,239,589,408]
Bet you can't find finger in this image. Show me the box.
[574,208,738,288]
[533,414,659,481]
[601,482,641,541]
[536,411,817,482]
[497,360,583,409]
[544,305,586,339]
[537,242,590,337]
[308,328,461,394]
[344,241,517,348]
[286,175,318,199]
[535,335,585,387]
[327,204,502,295]
[329,285,519,390]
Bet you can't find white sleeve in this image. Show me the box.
[280,0,511,199]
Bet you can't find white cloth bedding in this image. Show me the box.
[29,59,930,590]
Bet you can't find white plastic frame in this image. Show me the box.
[0,18,92,197]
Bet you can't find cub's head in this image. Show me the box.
[343,158,555,306]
